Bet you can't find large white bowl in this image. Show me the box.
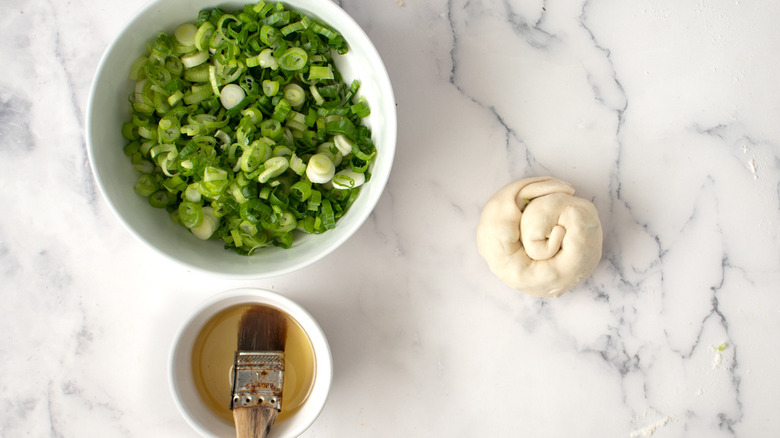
[87,0,396,278]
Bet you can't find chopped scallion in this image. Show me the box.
[121,0,376,255]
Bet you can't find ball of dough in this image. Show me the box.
[476,176,603,297]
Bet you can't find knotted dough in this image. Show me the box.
[476,176,603,297]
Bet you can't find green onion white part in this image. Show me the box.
[219,84,246,109]
[306,153,335,183]
[332,169,366,189]
[190,207,219,239]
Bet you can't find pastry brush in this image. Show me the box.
[231,305,288,438]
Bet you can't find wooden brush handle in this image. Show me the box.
[233,406,278,438]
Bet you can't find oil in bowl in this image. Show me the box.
[191,304,316,425]
[169,288,332,437]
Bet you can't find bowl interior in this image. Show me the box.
[87,0,396,278]
[169,288,333,438]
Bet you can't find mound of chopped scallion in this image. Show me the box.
[121,1,376,255]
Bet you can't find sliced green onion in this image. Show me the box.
[230,228,244,247]
[290,179,311,201]
[271,98,292,122]
[320,199,335,229]
[239,142,266,172]
[283,83,306,107]
[316,141,341,165]
[281,17,309,36]
[333,134,354,156]
[272,40,288,59]
[121,122,137,141]
[175,23,198,46]
[150,33,174,60]
[181,51,210,68]
[257,156,289,183]
[122,1,376,255]
[158,115,181,143]
[332,169,366,189]
[278,47,307,71]
[178,201,204,228]
[262,79,279,96]
[311,20,338,40]
[273,145,293,157]
[260,119,283,139]
[183,83,214,105]
[308,189,321,211]
[254,1,272,15]
[242,106,263,124]
[184,64,210,82]
[308,65,334,81]
[200,165,229,197]
[133,80,154,114]
[194,21,215,51]
[137,124,156,140]
[174,42,196,55]
[276,210,297,232]
[245,55,260,68]
[350,97,371,118]
[305,153,335,184]
[309,84,325,105]
[134,174,159,197]
[289,154,307,175]
[208,65,221,95]
[167,90,184,106]
[256,48,278,70]
[259,24,282,45]
[203,166,227,182]
[216,14,240,43]
[134,159,155,174]
[239,219,258,235]
[263,10,290,26]
[286,111,306,125]
[184,183,202,203]
[190,207,219,239]
[128,56,148,80]
[149,190,175,208]
[325,117,358,140]
[219,84,246,109]
[286,119,306,132]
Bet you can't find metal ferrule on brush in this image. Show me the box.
[230,351,285,411]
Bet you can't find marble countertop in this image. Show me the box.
[3,0,779,436]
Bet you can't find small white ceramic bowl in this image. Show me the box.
[87,0,396,278]
[169,288,332,437]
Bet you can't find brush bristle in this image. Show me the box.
[237,305,288,352]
